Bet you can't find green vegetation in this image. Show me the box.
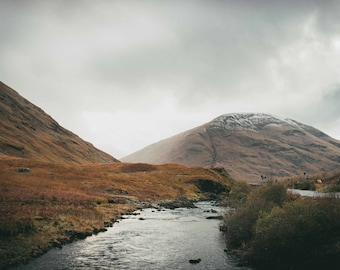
[224,183,340,269]
[327,181,340,192]
[294,179,316,190]
[224,180,250,208]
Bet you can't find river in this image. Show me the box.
[287,189,340,198]
[12,201,251,270]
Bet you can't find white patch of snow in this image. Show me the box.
[265,123,282,128]
[208,113,303,131]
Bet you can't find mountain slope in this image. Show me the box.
[0,81,119,164]
[123,113,340,182]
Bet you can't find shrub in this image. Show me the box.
[247,184,288,207]
[225,202,260,249]
[294,179,316,190]
[327,182,340,192]
[224,182,340,270]
[224,184,288,250]
[225,181,250,208]
[250,198,340,269]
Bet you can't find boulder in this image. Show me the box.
[206,215,223,220]
[189,258,201,264]
[16,167,30,173]
[158,199,197,210]
[194,179,228,194]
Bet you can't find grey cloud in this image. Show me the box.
[315,87,340,122]
[313,1,340,35]
[88,1,322,101]
[1,0,340,156]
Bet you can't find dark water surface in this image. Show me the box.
[13,201,251,270]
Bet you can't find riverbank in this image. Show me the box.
[1,199,199,269]
[0,157,232,269]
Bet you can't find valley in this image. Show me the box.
[1,82,339,269]
[0,157,231,269]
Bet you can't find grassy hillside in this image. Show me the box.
[0,81,119,164]
[0,157,232,268]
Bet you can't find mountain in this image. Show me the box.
[123,113,340,182]
[0,81,119,164]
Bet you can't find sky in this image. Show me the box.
[1,0,340,159]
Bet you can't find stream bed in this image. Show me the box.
[13,201,251,270]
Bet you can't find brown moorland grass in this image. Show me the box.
[0,81,119,164]
[0,157,232,268]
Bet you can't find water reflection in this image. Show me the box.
[13,201,251,270]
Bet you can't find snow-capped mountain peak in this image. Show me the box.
[123,112,340,182]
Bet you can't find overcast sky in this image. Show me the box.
[1,0,340,158]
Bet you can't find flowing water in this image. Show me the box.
[288,189,340,198]
[13,201,251,270]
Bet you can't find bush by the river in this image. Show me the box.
[294,179,316,190]
[224,183,340,270]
